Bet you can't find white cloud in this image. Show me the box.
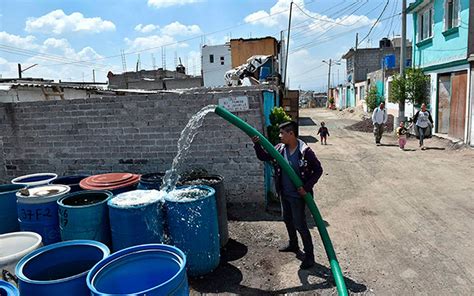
[147,0,201,9]
[0,31,39,49]
[25,9,116,34]
[125,35,188,52]
[244,0,374,36]
[0,31,114,81]
[135,24,159,33]
[161,22,202,36]
[244,11,279,27]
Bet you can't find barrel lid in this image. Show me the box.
[80,173,140,190]
[16,185,71,203]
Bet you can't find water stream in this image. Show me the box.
[161,105,217,193]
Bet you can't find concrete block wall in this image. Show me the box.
[0,87,268,203]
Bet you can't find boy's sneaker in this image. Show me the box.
[300,257,315,269]
[278,244,299,253]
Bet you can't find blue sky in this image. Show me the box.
[0,0,412,90]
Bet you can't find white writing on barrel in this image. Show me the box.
[218,96,249,112]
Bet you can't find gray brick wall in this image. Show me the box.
[0,87,268,203]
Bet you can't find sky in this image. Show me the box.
[0,0,413,91]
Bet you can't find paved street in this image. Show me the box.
[191,107,473,295]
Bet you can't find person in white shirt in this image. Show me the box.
[413,103,433,150]
[371,102,388,145]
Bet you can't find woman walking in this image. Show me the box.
[413,103,434,150]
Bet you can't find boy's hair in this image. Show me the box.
[279,121,298,137]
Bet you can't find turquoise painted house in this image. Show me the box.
[408,0,472,144]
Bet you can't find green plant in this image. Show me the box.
[267,107,291,145]
[406,68,430,106]
[328,97,335,105]
[389,73,406,104]
[366,85,379,112]
[389,68,429,106]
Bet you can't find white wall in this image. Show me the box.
[201,44,231,87]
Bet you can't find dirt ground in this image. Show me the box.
[190,107,474,296]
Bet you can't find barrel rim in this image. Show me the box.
[15,240,110,285]
[50,175,90,185]
[86,243,186,295]
[57,190,113,209]
[0,184,27,194]
[11,173,58,186]
[0,232,42,263]
[16,185,71,204]
[180,174,224,184]
[140,172,166,182]
[164,185,216,203]
[0,279,19,296]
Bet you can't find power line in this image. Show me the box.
[357,0,390,47]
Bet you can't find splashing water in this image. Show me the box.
[161,105,217,192]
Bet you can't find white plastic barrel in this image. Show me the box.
[0,232,42,277]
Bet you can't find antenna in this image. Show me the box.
[121,49,127,72]
[151,53,156,70]
[136,54,141,72]
[161,46,166,70]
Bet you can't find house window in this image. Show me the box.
[419,6,433,41]
[445,0,459,30]
[209,54,214,63]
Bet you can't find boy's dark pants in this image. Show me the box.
[281,195,314,259]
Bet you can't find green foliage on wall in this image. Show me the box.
[267,107,291,145]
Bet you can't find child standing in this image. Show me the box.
[396,121,408,150]
[317,122,330,145]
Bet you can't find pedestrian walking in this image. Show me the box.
[413,103,434,150]
[396,121,408,150]
[317,122,330,145]
[372,102,388,145]
[251,121,323,270]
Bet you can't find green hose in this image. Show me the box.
[215,106,348,296]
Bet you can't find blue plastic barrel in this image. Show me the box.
[50,175,89,193]
[16,185,70,245]
[87,244,188,296]
[57,190,113,245]
[137,173,165,190]
[11,173,57,188]
[15,240,109,296]
[0,184,26,234]
[165,185,220,276]
[108,190,165,252]
[0,280,19,296]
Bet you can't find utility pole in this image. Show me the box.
[92,69,96,83]
[326,59,332,102]
[398,0,407,126]
[323,59,341,105]
[284,1,294,92]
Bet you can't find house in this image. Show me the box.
[468,0,474,145]
[342,37,412,109]
[408,0,471,145]
[107,67,202,90]
[229,37,279,69]
[201,44,232,87]
[0,78,109,103]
